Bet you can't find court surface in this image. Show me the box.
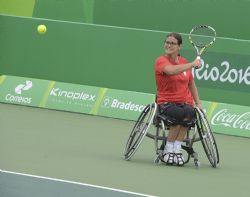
[0,103,250,197]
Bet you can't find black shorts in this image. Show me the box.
[159,103,195,126]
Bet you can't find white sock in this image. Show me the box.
[164,141,174,153]
[174,140,182,153]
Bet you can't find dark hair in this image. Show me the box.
[166,32,182,45]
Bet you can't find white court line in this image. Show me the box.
[1,13,250,42]
[0,13,170,34]
[0,169,158,197]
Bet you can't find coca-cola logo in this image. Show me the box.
[211,109,250,130]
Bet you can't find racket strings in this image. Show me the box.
[190,27,215,48]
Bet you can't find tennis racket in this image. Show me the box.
[189,25,216,67]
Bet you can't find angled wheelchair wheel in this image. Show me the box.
[195,107,220,167]
[123,103,157,161]
[151,120,167,164]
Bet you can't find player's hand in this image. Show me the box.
[192,58,201,69]
[196,102,202,109]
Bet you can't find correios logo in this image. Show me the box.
[5,80,33,104]
[15,81,33,94]
[101,96,145,112]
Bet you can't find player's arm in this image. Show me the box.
[188,80,202,108]
[163,59,200,75]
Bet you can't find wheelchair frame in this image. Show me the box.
[123,103,219,168]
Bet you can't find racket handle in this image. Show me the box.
[195,56,201,69]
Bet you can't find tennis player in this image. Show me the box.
[154,32,202,166]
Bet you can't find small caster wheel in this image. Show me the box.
[194,160,201,168]
[154,156,161,164]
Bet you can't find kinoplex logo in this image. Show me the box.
[49,87,96,102]
[5,80,33,104]
[101,96,145,112]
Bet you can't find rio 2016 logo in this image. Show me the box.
[193,59,250,85]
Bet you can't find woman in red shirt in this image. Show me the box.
[154,32,202,166]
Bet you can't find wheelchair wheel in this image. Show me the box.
[152,121,167,164]
[195,107,220,168]
[123,103,157,161]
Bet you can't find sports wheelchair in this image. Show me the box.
[123,103,219,168]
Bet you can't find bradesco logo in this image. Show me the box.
[5,81,33,104]
[49,87,96,104]
[101,96,145,112]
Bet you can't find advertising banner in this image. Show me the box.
[41,81,101,114]
[0,75,155,120]
[0,75,50,107]
[0,75,249,138]
[93,89,155,120]
[192,53,250,93]
[204,101,250,138]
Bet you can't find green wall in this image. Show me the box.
[33,0,94,23]
[0,0,35,17]
[93,0,250,41]
[1,0,250,107]
[1,15,250,106]
[1,0,250,40]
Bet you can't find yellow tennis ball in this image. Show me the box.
[37,24,47,34]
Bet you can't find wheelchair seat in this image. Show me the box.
[154,104,196,128]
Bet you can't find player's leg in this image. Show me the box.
[160,104,185,165]
[173,105,195,166]
[163,125,180,165]
[173,126,189,166]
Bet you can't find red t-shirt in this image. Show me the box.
[155,55,194,106]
